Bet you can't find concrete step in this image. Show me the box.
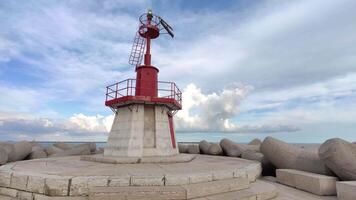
[89,177,249,200]
[276,169,338,196]
[263,178,337,200]
[191,180,277,200]
[0,194,16,200]
[337,181,356,200]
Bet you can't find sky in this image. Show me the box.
[0,0,356,143]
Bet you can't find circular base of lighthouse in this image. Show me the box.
[0,154,263,199]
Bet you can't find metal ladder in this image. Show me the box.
[129,31,146,66]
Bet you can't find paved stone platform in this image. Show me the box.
[0,154,262,199]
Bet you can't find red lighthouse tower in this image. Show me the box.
[104,10,182,157]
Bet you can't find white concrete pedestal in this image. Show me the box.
[104,104,178,157]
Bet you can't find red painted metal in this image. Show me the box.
[105,78,182,110]
[135,65,159,97]
[168,114,176,148]
[106,10,181,111]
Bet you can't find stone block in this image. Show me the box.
[27,176,45,194]
[70,177,89,196]
[165,174,190,186]
[196,180,277,200]
[130,175,164,186]
[44,176,71,196]
[34,194,88,200]
[11,173,28,191]
[108,176,130,187]
[17,191,33,200]
[70,176,108,196]
[89,186,186,200]
[87,176,108,188]
[182,177,249,199]
[188,172,213,184]
[277,169,338,195]
[337,181,356,200]
[212,170,234,181]
[246,163,262,182]
[0,171,12,187]
[0,187,18,197]
[233,169,248,179]
[276,169,296,187]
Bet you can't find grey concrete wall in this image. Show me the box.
[143,105,156,148]
[104,104,178,157]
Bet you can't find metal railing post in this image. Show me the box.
[126,79,129,96]
[115,83,118,99]
[106,87,108,101]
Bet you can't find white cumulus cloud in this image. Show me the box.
[175,83,298,133]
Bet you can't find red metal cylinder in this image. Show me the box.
[135,65,159,97]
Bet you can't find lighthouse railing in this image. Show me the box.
[106,79,182,105]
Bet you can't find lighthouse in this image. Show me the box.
[104,10,182,158]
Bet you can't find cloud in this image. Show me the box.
[156,0,356,91]
[175,83,299,133]
[0,113,113,141]
[66,113,113,132]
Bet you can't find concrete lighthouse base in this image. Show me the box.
[0,155,271,200]
[104,104,179,158]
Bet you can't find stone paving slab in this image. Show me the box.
[336,181,356,200]
[276,169,338,196]
[0,154,261,199]
[191,180,277,200]
[264,177,337,200]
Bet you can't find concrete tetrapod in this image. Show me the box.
[53,142,74,150]
[28,150,47,159]
[8,141,32,162]
[248,138,262,145]
[54,142,97,152]
[50,143,91,157]
[220,138,246,157]
[44,146,64,156]
[242,149,276,176]
[319,138,356,181]
[260,136,331,175]
[0,147,8,165]
[0,142,15,162]
[187,144,200,154]
[199,140,210,154]
[208,143,223,155]
[178,143,189,153]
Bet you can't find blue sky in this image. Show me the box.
[0,0,356,143]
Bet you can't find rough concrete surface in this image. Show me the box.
[261,137,331,175]
[319,138,356,181]
[276,169,338,195]
[336,181,356,200]
[104,105,179,157]
[0,154,261,199]
[264,178,337,200]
